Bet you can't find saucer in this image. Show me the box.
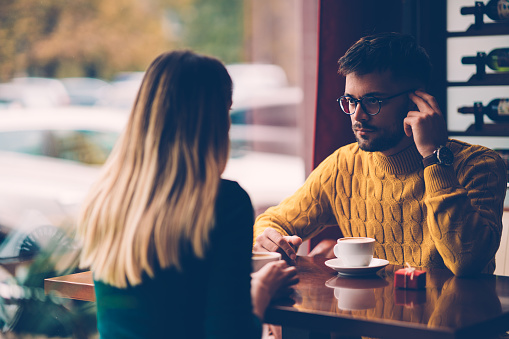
[325,276,389,289]
[324,258,389,277]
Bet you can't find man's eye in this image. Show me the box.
[347,98,356,104]
[364,97,378,105]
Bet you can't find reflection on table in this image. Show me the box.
[40,255,509,339]
[265,256,509,339]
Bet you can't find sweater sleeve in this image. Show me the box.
[424,142,507,276]
[205,180,262,339]
[253,152,339,244]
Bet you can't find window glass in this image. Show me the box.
[0,0,317,256]
[0,129,117,165]
[0,131,46,155]
[51,130,118,165]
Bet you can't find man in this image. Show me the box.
[253,32,507,276]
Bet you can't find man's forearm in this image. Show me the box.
[425,158,506,276]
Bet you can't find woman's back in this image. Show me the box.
[94,179,261,339]
[79,51,297,339]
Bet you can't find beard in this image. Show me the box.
[353,119,406,153]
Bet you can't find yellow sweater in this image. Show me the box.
[254,140,507,275]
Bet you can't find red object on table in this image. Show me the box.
[394,264,426,289]
[394,288,427,307]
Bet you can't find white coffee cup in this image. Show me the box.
[333,237,375,267]
[334,287,376,311]
[252,252,282,272]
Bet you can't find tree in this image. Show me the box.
[0,0,172,80]
[0,0,245,81]
[166,0,245,64]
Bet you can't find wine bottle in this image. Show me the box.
[461,0,509,22]
[458,98,509,122]
[462,48,509,72]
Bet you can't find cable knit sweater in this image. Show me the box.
[254,139,507,275]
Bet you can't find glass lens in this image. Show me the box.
[361,97,380,115]
[339,97,354,114]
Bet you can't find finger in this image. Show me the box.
[254,228,285,252]
[253,235,276,252]
[286,236,303,248]
[411,91,443,116]
[282,265,298,275]
[252,260,286,280]
[262,228,298,260]
[307,239,335,257]
[284,271,299,285]
[414,90,436,104]
[284,236,302,260]
[408,92,432,113]
[403,117,413,137]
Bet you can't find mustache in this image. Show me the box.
[352,122,377,131]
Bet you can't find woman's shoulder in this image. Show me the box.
[216,179,254,221]
[218,179,250,200]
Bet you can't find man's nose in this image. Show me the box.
[352,102,370,121]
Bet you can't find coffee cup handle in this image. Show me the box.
[333,244,340,258]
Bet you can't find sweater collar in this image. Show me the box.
[372,143,423,175]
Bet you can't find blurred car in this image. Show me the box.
[95,79,141,111]
[111,71,145,83]
[60,77,111,106]
[0,81,64,109]
[222,150,304,214]
[226,63,302,111]
[11,77,70,107]
[0,106,304,257]
[95,72,145,110]
[98,65,304,114]
[0,107,127,258]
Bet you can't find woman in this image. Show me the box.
[78,51,297,338]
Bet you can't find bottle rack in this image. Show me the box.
[447,1,509,136]
[454,1,509,32]
[448,73,509,87]
[448,22,509,37]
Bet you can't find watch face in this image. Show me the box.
[437,146,454,166]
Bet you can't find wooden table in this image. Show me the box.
[44,270,95,302]
[265,256,509,339]
[44,257,509,339]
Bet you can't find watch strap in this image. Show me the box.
[422,145,454,168]
[422,152,438,168]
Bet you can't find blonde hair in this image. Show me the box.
[78,51,232,288]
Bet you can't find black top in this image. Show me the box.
[94,179,261,338]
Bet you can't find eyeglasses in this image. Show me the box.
[337,89,413,116]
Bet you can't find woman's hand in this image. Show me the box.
[250,260,299,320]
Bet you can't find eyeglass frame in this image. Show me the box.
[337,89,414,116]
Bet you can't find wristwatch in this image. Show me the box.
[422,145,454,168]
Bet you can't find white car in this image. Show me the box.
[226,63,303,111]
[60,77,112,106]
[0,107,128,258]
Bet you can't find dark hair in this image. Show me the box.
[338,32,432,86]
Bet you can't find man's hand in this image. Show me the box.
[253,228,302,261]
[307,239,336,258]
[405,90,448,158]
